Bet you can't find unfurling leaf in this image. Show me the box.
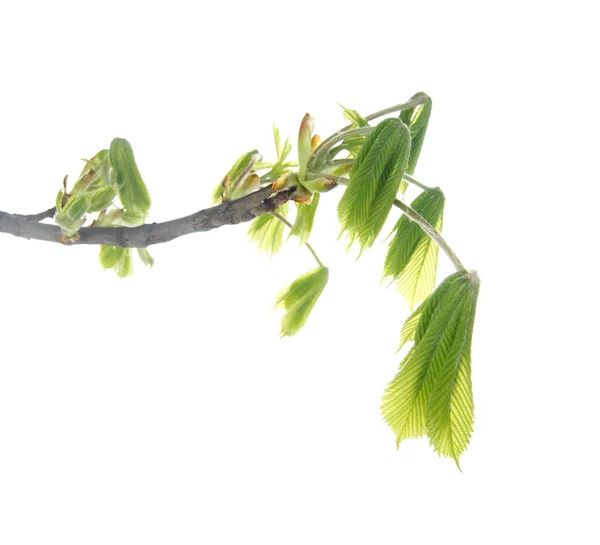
[338,118,411,251]
[212,149,259,203]
[247,203,289,255]
[71,150,110,195]
[109,138,151,215]
[55,193,91,239]
[384,188,445,309]
[89,186,117,213]
[276,266,329,337]
[382,270,480,468]
[399,92,432,175]
[289,193,319,245]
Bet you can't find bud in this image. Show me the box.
[298,113,315,182]
[230,173,261,200]
[310,134,321,152]
[272,173,290,192]
[301,176,337,193]
[290,185,313,203]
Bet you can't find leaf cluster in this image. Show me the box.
[382,271,480,468]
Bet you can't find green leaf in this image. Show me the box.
[99,245,134,278]
[398,303,423,351]
[384,188,445,309]
[289,193,319,245]
[399,92,432,175]
[137,248,154,268]
[109,138,151,215]
[338,103,369,128]
[99,244,125,269]
[63,193,91,220]
[338,118,411,251]
[382,271,480,468]
[88,186,117,213]
[247,204,289,255]
[276,266,329,337]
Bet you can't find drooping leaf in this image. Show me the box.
[247,203,289,255]
[99,245,133,277]
[338,118,411,251]
[276,266,329,337]
[109,138,151,215]
[99,244,122,269]
[382,271,480,468]
[399,92,432,175]
[137,248,154,268]
[384,188,445,309]
[289,193,319,245]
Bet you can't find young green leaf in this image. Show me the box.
[338,118,411,251]
[339,104,369,128]
[99,244,125,269]
[109,138,151,215]
[99,245,134,277]
[137,248,154,268]
[247,204,289,255]
[289,193,319,245]
[382,271,480,468]
[399,92,432,175]
[71,149,110,195]
[384,188,445,309]
[276,266,329,337]
[88,186,117,213]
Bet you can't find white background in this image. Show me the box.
[1,1,598,543]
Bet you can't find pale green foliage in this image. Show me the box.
[109,138,151,215]
[289,193,319,245]
[276,266,329,337]
[99,245,134,278]
[382,271,479,468]
[384,188,445,309]
[338,118,411,250]
[54,137,153,274]
[399,92,432,175]
[247,203,289,255]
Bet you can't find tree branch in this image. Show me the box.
[0,186,294,248]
